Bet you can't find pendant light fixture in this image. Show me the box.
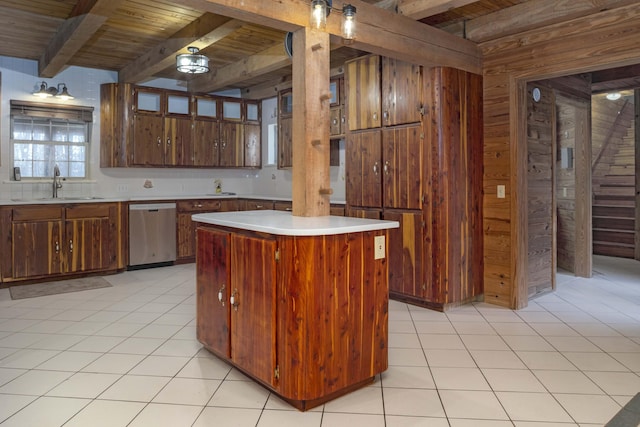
[176,46,210,74]
[309,0,357,41]
[341,4,357,41]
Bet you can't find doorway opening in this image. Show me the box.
[526,68,639,302]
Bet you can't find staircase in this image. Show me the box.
[592,175,636,258]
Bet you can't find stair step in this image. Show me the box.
[592,205,635,217]
[593,241,635,259]
[593,229,636,245]
[592,216,635,230]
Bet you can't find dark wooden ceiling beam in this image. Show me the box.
[466,0,639,43]
[39,0,125,78]
[118,13,242,83]
[176,0,481,73]
[189,43,290,93]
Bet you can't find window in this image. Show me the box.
[10,100,93,179]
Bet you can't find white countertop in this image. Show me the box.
[0,194,346,206]
[192,210,399,236]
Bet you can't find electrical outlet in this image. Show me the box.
[497,185,505,199]
[374,236,385,260]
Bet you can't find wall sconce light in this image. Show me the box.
[176,46,210,74]
[32,82,74,100]
[309,0,357,41]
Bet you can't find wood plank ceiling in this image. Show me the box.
[0,0,638,94]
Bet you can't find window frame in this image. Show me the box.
[10,100,94,181]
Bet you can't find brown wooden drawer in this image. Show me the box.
[243,199,274,211]
[177,199,236,213]
[66,203,114,219]
[330,205,345,216]
[13,206,63,221]
[273,201,292,212]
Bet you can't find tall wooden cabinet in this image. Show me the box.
[345,55,483,311]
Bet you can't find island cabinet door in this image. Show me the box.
[196,228,231,358]
[230,233,278,388]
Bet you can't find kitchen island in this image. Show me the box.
[192,210,398,410]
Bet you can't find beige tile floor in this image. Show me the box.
[0,255,638,426]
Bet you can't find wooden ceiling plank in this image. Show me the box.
[398,0,478,20]
[466,0,639,43]
[176,0,481,73]
[118,14,242,83]
[39,0,125,78]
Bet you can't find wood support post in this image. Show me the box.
[291,28,331,217]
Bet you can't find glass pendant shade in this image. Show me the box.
[342,4,356,41]
[176,47,210,74]
[311,0,328,30]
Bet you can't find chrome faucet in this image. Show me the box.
[52,164,62,198]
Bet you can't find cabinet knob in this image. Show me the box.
[217,284,226,306]
[384,161,390,174]
[372,112,378,121]
[373,162,379,175]
[255,204,263,209]
[157,137,161,146]
[383,111,389,121]
[332,118,338,125]
[55,241,60,253]
[167,137,171,146]
[194,204,203,208]
[69,239,73,253]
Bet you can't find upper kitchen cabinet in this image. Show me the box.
[277,79,343,170]
[346,55,423,131]
[100,84,261,169]
[346,55,381,131]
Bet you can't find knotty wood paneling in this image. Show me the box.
[277,231,388,403]
[481,2,640,308]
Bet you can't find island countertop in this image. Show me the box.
[192,209,399,236]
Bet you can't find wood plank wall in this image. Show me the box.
[526,83,555,298]
[481,2,640,308]
[550,75,592,277]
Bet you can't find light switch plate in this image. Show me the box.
[374,235,385,260]
[497,185,506,199]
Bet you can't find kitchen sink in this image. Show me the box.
[37,196,105,201]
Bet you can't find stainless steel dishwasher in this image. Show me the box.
[129,203,177,267]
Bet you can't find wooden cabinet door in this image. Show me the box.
[12,219,64,278]
[382,124,423,209]
[346,55,381,131]
[132,114,164,166]
[231,233,277,387]
[384,210,425,299]
[65,204,118,273]
[278,116,293,169]
[346,130,382,208]
[178,200,236,260]
[196,228,231,358]
[164,116,192,166]
[244,123,261,167]
[193,120,219,166]
[219,122,243,167]
[381,58,422,126]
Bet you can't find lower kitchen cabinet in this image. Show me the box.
[384,210,425,300]
[0,203,123,284]
[195,223,389,410]
[176,199,237,262]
